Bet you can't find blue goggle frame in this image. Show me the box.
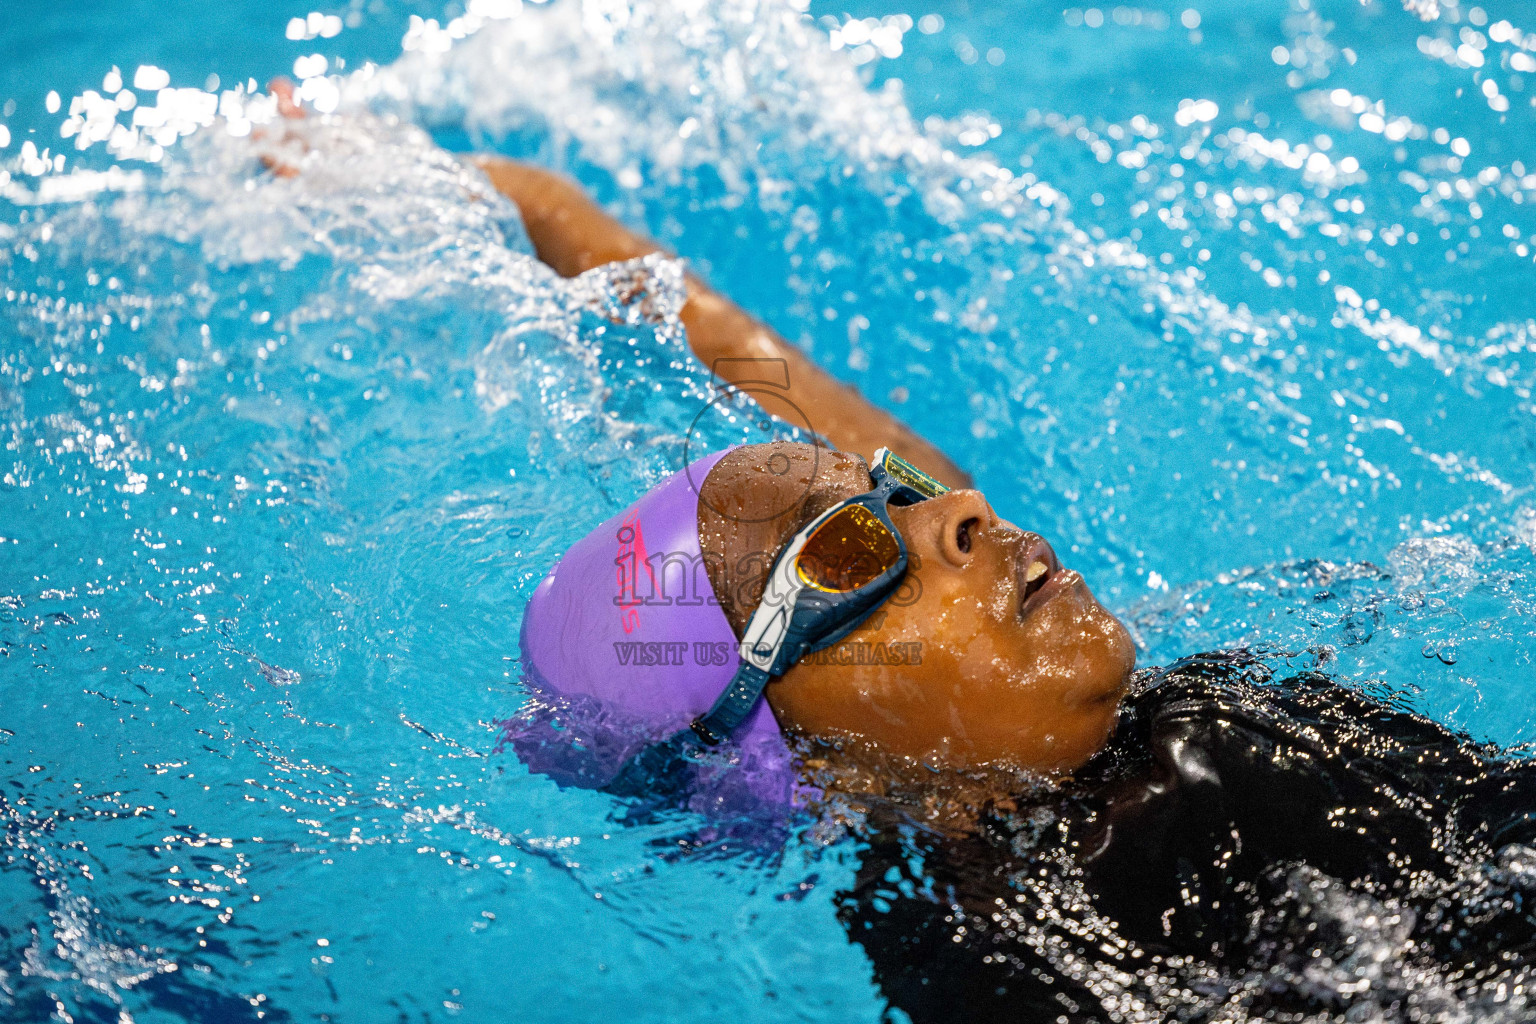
[689,446,950,743]
[609,448,950,798]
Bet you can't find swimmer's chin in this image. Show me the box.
[1077,615,1136,708]
[1051,708,1123,776]
[1027,574,1137,704]
[1029,692,1127,776]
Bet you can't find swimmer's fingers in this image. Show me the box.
[256,148,304,179]
[269,77,304,120]
[256,145,304,179]
[253,77,309,178]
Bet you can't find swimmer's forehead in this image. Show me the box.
[715,442,1022,535]
[741,441,867,474]
[697,444,873,554]
[723,442,989,505]
[710,442,868,493]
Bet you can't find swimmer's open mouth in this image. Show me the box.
[1016,535,1063,620]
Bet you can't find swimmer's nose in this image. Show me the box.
[921,489,997,569]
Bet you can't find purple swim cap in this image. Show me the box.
[514,449,796,807]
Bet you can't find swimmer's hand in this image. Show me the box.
[253,77,309,178]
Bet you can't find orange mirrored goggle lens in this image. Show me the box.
[795,505,901,593]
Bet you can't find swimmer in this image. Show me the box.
[459,128,1536,1023]
[467,150,1536,1018]
[488,154,1138,781]
[261,78,1136,785]
[261,81,1536,1020]
[466,160,1135,778]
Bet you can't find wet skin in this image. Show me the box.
[699,442,1136,776]
[257,88,1126,776]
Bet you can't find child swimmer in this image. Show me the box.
[483,155,1536,1020]
[263,81,1536,1018]
[263,81,1133,791]
[485,156,1136,784]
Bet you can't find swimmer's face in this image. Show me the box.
[701,443,1136,775]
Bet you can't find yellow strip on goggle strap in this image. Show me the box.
[877,448,951,500]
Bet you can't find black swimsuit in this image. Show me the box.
[839,651,1536,1022]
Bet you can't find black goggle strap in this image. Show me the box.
[690,504,823,741]
[691,661,771,744]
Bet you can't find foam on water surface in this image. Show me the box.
[3,0,1536,1019]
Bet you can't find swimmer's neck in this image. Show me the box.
[794,733,1057,836]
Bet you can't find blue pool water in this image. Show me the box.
[4,0,1536,1019]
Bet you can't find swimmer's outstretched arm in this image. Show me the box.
[470,157,971,489]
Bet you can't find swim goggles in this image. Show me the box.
[690,446,951,743]
[609,447,950,796]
